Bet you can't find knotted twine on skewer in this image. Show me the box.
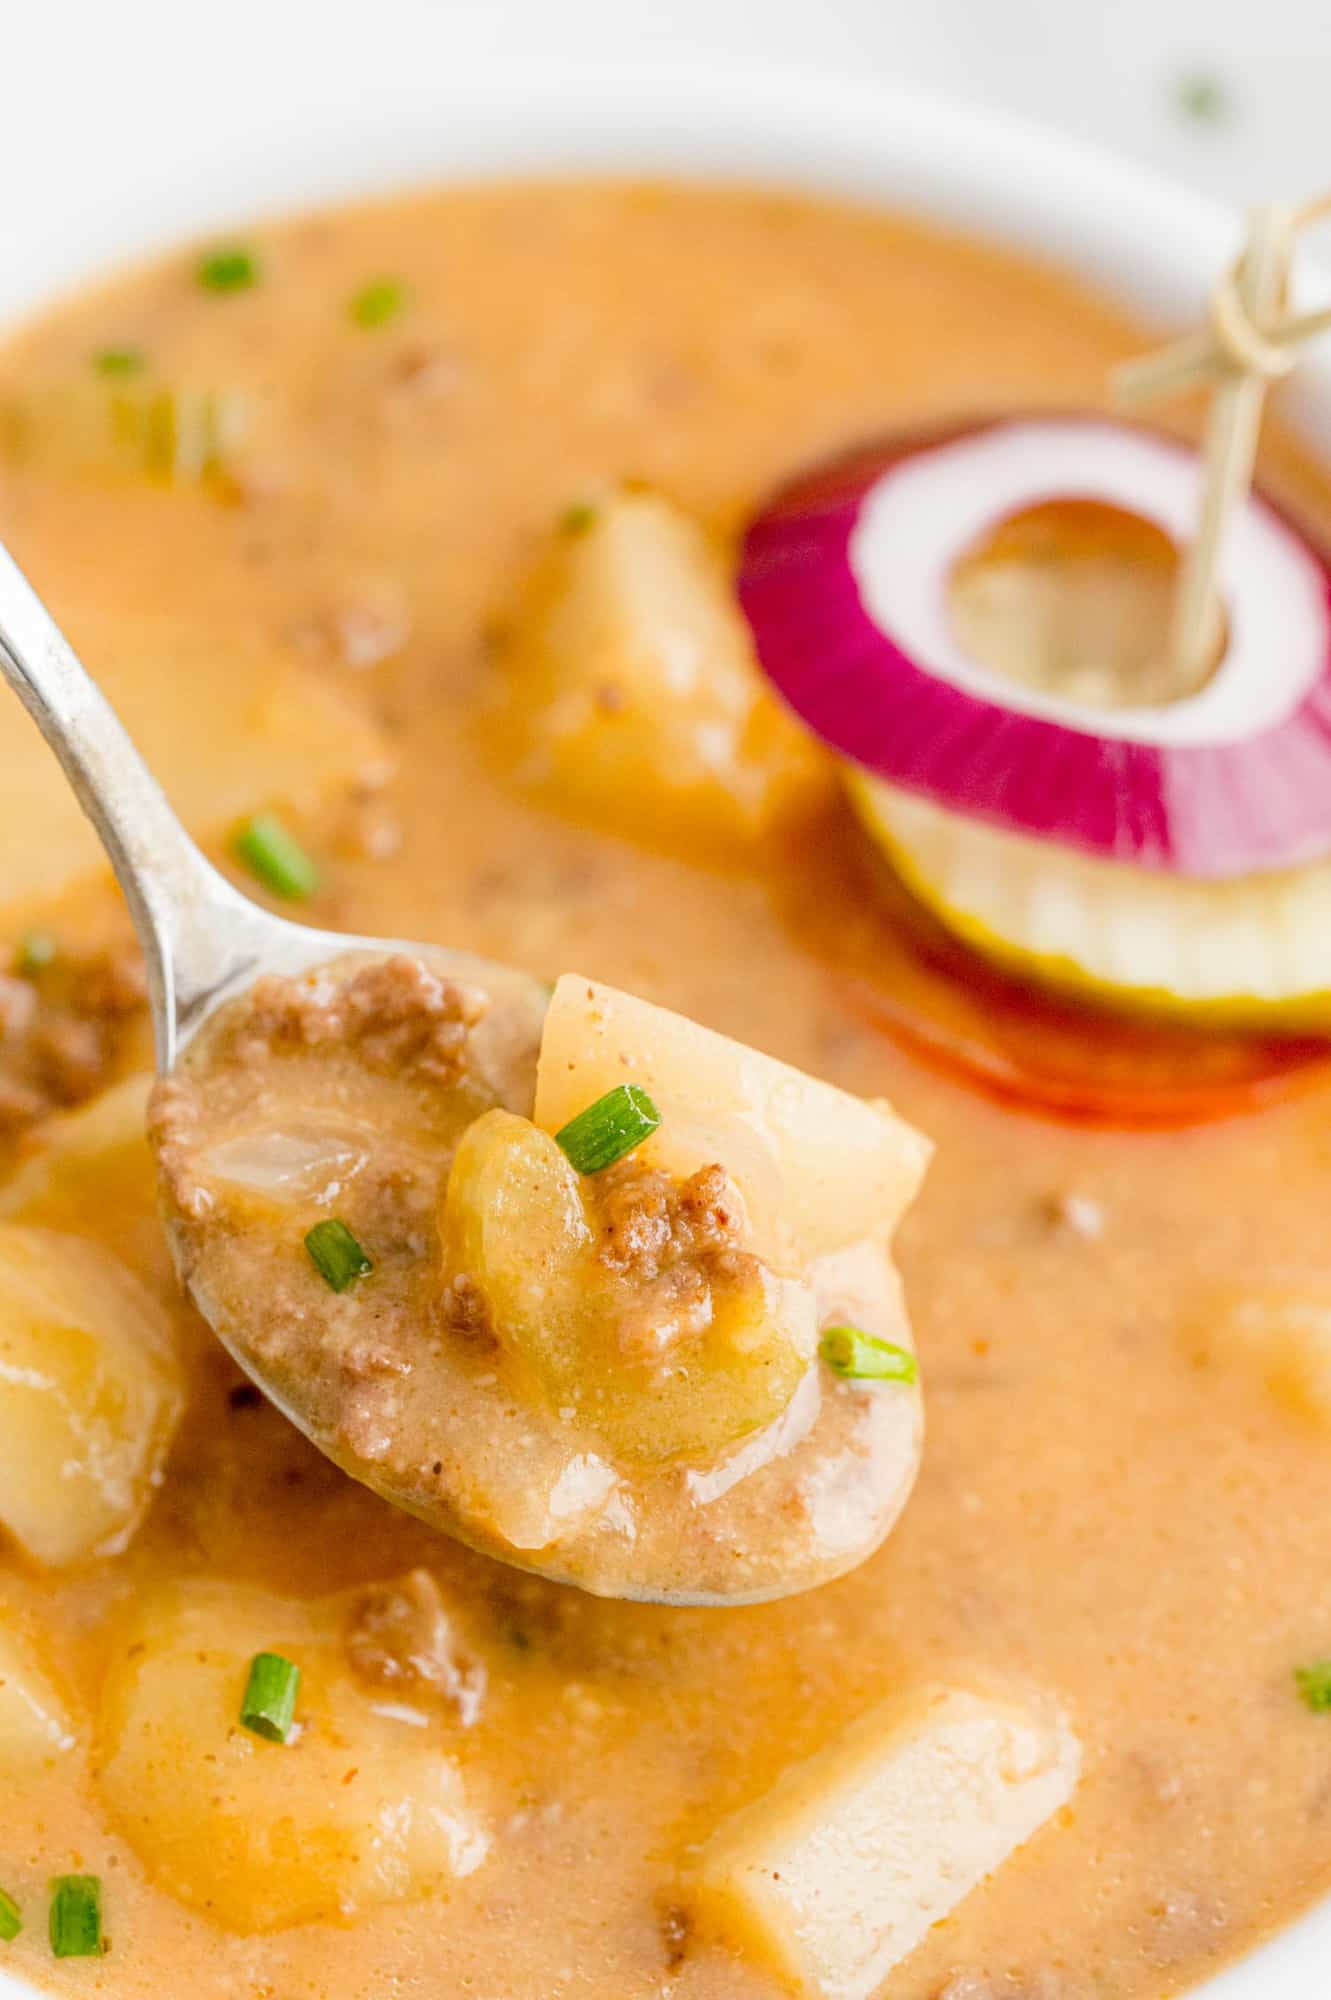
[1110,191,1331,682]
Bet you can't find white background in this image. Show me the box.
[5,0,1329,213]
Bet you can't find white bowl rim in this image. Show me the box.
[1,57,1327,2000]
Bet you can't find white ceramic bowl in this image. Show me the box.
[3,59,1329,2000]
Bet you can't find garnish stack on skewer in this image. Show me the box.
[738,195,1331,1028]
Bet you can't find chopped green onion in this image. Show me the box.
[349,279,408,329]
[559,501,599,536]
[240,1651,301,1742]
[48,1876,101,1958]
[305,1218,373,1292]
[555,1083,661,1174]
[197,246,260,293]
[133,387,247,483]
[1296,1659,1331,1711]
[0,1888,20,1943]
[92,345,146,377]
[14,928,56,975]
[820,1326,918,1384]
[1173,70,1232,125]
[232,812,320,900]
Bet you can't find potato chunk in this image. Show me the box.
[0,1223,182,1566]
[443,1108,816,1462]
[690,1685,1080,2000]
[501,490,825,847]
[1187,1285,1331,1425]
[0,1617,76,1771]
[0,1074,167,1289]
[535,976,931,1272]
[98,1580,488,1931]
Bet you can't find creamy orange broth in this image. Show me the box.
[3,181,1331,1999]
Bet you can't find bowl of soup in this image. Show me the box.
[2,56,1331,2000]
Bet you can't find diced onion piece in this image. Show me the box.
[0,1223,182,1566]
[2,379,249,486]
[853,773,1331,1028]
[690,1684,1080,2000]
[201,1126,368,1204]
[534,975,930,1272]
[739,418,1331,880]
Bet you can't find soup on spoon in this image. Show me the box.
[150,957,929,1603]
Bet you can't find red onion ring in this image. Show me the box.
[738,418,1331,879]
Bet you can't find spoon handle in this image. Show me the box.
[0,539,266,1068]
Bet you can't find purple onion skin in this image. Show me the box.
[738,424,1331,881]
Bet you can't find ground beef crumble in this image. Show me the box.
[236,956,487,1083]
[439,1271,495,1347]
[345,1568,486,1724]
[0,938,147,1138]
[596,1161,748,1281]
[593,1159,760,1367]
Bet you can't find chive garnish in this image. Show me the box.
[559,501,598,536]
[240,1650,300,1742]
[232,813,320,900]
[305,1218,373,1292]
[48,1876,101,1958]
[93,345,146,377]
[1173,70,1232,125]
[197,246,259,293]
[14,928,56,976]
[0,1889,20,1944]
[555,1083,661,1175]
[820,1326,918,1384]
[350,279,408,329]
[1296,1660,1331,1711]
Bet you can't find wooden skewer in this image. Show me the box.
[1112,187,1331,409]
[1108,187,1331,687]
[1112,298,1331,407]
[1164,207,1294,682]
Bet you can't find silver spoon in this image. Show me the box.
[0,541,554,1528]
[0,542,922,1609]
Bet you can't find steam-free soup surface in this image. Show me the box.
[2,181,1331,2000]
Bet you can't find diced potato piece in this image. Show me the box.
[444,1108,816,1462]
[0,1223,182,1566]
[535,976,931,1272]
[0,610,389,914]
[0,1075,167,1289]
[98,1580,488,1931]
[690,1685,1080,2000]
[502,490,825,846]
[0,1616,76,1770]
[1189,1286,1331,1424]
